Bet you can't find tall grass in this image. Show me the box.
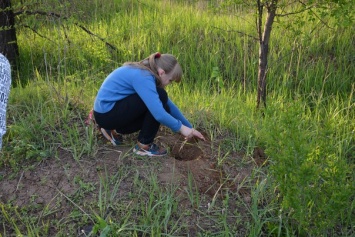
[261,92,354,235]
[1,0,354,236]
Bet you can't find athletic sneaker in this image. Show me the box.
[100,128,123,146]
[133,142,167,157]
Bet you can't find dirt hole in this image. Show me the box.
[170,139,204,161]
[159,134,205,161]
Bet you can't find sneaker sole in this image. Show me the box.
[100,128,117,146]
[133,148,167,157]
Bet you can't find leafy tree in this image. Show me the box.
[0,0,117,74]
[226,0,353,108]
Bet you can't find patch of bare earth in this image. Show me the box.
[0,129,267,235]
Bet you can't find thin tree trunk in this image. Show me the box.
[0,0,19,67]
[257,1,277,109]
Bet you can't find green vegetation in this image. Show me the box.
[1,0,354,236]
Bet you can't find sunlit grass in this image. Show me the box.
[1,0,354,236]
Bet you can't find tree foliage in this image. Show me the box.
[1,0,120,71]
[219,0,353,108]
[213,0,354,232]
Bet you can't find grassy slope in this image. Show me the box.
[1,0,354,236]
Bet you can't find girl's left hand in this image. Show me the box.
[187,128,206,141]
[180,125,205,141]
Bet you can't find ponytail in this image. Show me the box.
[124,52,183,86]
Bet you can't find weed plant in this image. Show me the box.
[1,0,354,236]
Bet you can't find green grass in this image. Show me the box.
[1,0,354,236]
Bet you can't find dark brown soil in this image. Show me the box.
[0,128,267,235]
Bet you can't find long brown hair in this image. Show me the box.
[124,52,182,87]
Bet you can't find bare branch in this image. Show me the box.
[276,5,314,17]
[256,0,263,43]
[14,10,61,18]
[74,23,117,51]
[14,10,118,51]
[211,26,258,41]
[23,25,55,43]
[297,0,334,29]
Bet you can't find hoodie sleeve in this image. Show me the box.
[132,73,183,132]
[167,99,192,128]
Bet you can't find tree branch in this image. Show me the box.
[297,0,334,29]
[211,26,258,41]
[23,24,55,43]
[276,5,314,17]
[256,0,263,43]
[14,10,118,51]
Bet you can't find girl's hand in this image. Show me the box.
[179,125,206,141]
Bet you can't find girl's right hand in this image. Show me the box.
[179,125,206,141]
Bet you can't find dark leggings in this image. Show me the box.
[94,87,170,145]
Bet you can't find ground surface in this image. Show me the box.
[0,128,267,236]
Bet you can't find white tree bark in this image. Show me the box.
[0,53,11,150]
